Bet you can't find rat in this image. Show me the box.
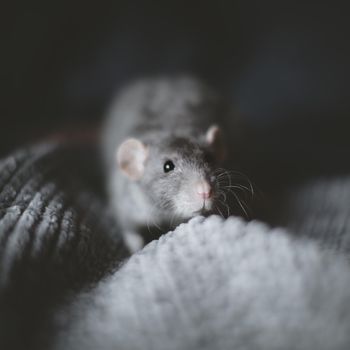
[102,76,241,252]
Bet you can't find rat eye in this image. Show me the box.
[163,160,175,173]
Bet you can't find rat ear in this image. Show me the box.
[116,138,148,180]
[205,125,226,163]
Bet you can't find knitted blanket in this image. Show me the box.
[1,143,350,350]
[0,143,128,349]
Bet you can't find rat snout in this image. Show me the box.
[174,177,214,217]
[195,180,212,199]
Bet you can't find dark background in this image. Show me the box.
[1,0,350,190]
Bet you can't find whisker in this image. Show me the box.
[169,210,178,230]
[217,198,230,217]
[222,184,253,194]
[152,217,163,232]
[216,189,227,203]
[214,204,225,218]
[226,188,249,219]
[213,166,255,219]
[146,218,151,234]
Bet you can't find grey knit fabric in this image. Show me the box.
[266,176,350,256]
[1,143,350,350]
[0,143,128,350]
[54,216,350,350]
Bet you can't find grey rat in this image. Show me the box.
[102,76,235,251]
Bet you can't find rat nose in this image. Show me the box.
[196,180,212,199]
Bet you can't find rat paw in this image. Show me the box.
[124,231,145,253]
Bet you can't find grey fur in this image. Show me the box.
[101,77,232,244]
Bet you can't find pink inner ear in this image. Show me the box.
[205,125,226,163]
[206,125,220,145]
[116,138,148,180]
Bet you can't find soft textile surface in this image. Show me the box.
[267,176,350,256]
[54,216,350,350]
[0,143,128,350]
[1,143,350,350]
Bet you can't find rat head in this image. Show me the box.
[116,125,226,219]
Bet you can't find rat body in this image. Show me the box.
[102,77,233,251]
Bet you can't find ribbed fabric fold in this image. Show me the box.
[0,143,128,350]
